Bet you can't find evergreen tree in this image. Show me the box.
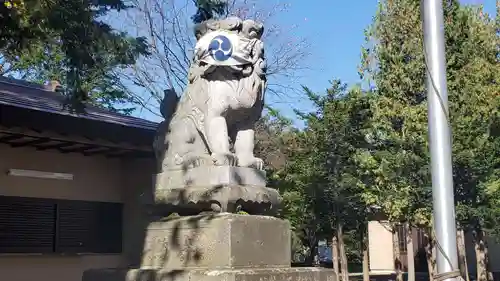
[359,1,499,280]
[281,80,373,272]
[0,0,149,111]
[191,0,227,23]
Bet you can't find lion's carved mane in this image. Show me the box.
[154,17,267,172]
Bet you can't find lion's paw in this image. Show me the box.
[237,156,264,170]
[252,157,264,170]
[211,153,237,166]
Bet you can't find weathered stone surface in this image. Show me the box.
[151,166,278,215]
[155,166,267,190]
[151,184,281,215]
[83,267,336,281]
[150,17,274,215]
[83,214,337,281]
[82,16,337,281]
[153,17,267,172]
[140,214,291,269]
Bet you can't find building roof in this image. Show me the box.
[0,77,159,158]
[0,76,158,131]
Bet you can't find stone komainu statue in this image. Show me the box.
[81,21,329,281]
[153,17,267,173]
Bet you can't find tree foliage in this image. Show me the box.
[269,0,498,274]
[191,0,227,23]
[0,0,150,112]
[358,0,499,279]
[358,0,432,228]
[1,0,498,275]
[267,81,374,266]
[360,0,499,229]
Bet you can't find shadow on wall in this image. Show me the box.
[133,213,219,281]
[86,158,252,281]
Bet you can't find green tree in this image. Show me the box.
[0,0,149,111]
[359,1,499,281]
[191,0,227,23]
[254,108,294,174]
[358,1,433,280]
[279,80,373,276]
[445,4,499,281]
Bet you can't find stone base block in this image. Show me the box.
[152,185,281,215]
[140,214,291,269]
[83,267,336,281]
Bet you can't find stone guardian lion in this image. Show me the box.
[153,17,267,172]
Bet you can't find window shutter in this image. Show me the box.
[56,200,95,253]
[0,196,56,253]
[56,200,123,254]
[94,202,123,253]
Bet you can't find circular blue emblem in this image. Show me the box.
[208,35,233,62]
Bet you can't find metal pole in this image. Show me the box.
[422,0,459,281]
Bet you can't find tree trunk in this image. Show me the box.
[485,238,493,281]
[333,235,340,279]
[392,225,403,281]
[338,223,349,281]
[303,229,317,266]
[407,224,415,281]
[424,230,436,281]
[305,243,318,266]
[474,228,491,281]
[457,228,470,281]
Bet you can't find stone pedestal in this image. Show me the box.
[84,267,334,281]
[150,167,281,215]
[83,14,337,281]
[83,214,335,281]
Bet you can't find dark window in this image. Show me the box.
[0,196,122,254]
[396,225,427,254]
[0,196,56,253]
[396,224,407,253]
[56,200,123,254]
[415,228,427,249]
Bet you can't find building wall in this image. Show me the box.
[367,220,500,275]
[0,143,155,281]
[368,220,395,273]
[464,231,500,275]
[121,157,155,267]
[485,236,500,273]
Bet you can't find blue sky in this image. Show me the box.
[125,0,497,122]
[264,0,497,120]
[263,0,381,119]
[280,0,497,93]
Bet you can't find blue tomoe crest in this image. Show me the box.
[208,35,233,62]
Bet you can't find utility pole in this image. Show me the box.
[422,0,459,281]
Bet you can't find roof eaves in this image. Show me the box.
[0,77,159,131]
